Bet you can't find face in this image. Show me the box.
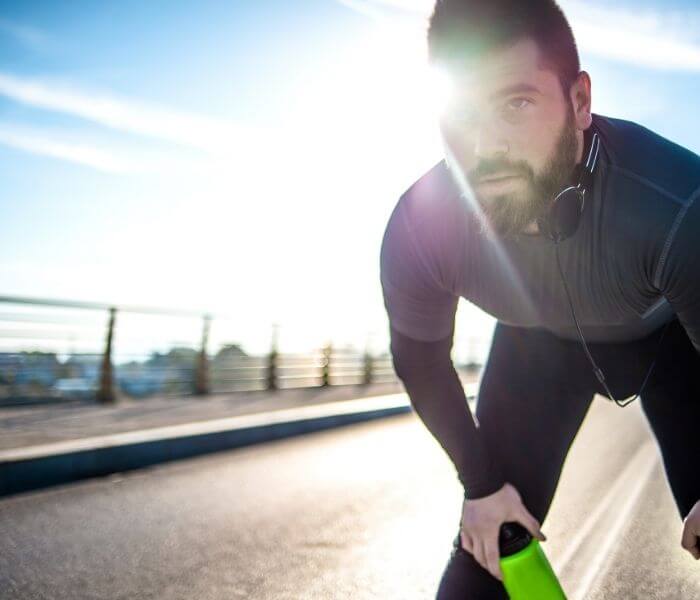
[438,37,585,237]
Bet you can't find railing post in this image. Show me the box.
[321,341,332,387]
[362,331,374,385]
[97,307,116,404]
[194,314,211,395]
[267,323,279,391]
[363,350,373,385]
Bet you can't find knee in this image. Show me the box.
[436,533,509,600]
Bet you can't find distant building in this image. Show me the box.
[63,354,101,381]
[11,351,61,386]
[213,343,247,365]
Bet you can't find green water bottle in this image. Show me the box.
[498,522,567,599]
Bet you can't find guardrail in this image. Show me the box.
[0,294,485,405]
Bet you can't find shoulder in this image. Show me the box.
[380,160,469,293]
[594,113,700,204]
[400,159,463,213]
[395,160,470,254]
[594,114,700,264]
[381,160,469,291]
[379,161,465,342]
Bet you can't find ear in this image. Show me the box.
[570,71,592,131]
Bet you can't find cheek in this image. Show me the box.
[519,115,564,169]
[510,133,549,176]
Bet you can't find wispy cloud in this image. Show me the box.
[336,0,387,20]
[0,125,131,173]
[0,121,257,176]
[337,0,700,71]
[0,72,248,153]
[0,17,50,51]
[563,1,700,71]
[336,0,428,20]
[342,0,429,15]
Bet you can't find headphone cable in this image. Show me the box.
[553,239,671,407]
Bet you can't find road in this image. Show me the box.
[1,394,699,599]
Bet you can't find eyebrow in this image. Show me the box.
[488,83,542,102]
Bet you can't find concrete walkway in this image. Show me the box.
[0,376,480,496]
[0,381,410,451]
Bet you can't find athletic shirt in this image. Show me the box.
[379,112,700,498]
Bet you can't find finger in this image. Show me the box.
[484,534,503,581]
[517,508,546,542]
[681,522,699,555]
[474,538,487,573]
[681,532,700,560]
[685,542,700,560]
[460,530,474,554]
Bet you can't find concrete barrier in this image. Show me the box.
[0,394,414,497]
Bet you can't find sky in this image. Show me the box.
[1,0,699,358]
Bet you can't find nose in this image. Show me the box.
[474,121,509,161]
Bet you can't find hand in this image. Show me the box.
[460,482,546,581]
[681,500,700,560]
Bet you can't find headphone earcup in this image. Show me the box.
[548,187,585,242]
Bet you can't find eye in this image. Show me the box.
[505,97,531,111]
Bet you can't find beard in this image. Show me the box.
[466,106,579,238]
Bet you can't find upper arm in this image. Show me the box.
[379,200,459,343]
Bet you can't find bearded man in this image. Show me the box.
[379,1,700,597]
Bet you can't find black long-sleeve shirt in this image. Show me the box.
[379,113,700,498]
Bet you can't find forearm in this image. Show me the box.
[390,326,506,499]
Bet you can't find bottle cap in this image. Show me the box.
[499,522,533,556]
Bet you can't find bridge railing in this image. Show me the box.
[0,294,485,405]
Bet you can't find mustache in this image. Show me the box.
[468,161,531,182]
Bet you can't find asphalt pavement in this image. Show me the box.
[1,392,698,599]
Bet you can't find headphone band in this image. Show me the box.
[576,128,600,192]
[540,127,600,243]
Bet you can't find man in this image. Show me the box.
[378,0,700,597]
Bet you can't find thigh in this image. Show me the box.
[640,318,700,520]
[475,322,595,524]
[436,322,595,600]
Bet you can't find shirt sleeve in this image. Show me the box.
[380,197,506,499]
[379,198,459,342]
[388,324,507,499]
[655,186,700,352]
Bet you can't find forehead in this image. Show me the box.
[447,37,559,101]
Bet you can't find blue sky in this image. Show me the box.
[1,0,699,356]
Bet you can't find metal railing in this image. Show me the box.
[0,294,486,405]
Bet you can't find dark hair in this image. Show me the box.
[427,0,580,97]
